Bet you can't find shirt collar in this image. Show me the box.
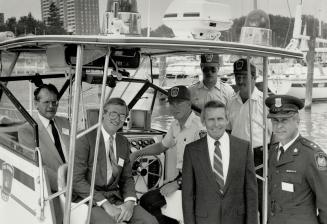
[101,126,116,141]
[198,80,221,90]
[207,131,228,147]
[183,111,197,129]
[236,86,260,102]
[38,112,51,128]
[279,132,300,151]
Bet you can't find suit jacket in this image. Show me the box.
[182,134,258,224]
[268,135,327,224]
[18,115,70,191]
[73,130,136,205]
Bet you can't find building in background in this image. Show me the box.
[0,13,4,25]
[40,0,100,35]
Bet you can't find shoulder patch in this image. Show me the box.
[315,152,327,171]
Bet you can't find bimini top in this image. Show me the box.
[0,35,303,59]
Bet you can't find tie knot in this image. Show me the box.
[49,120,54,125]
[109,135,114,142]
[214,140,220,147]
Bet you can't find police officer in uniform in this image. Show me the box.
[265,95,327,224]
[188,53,234,110]
[130,85,206,224]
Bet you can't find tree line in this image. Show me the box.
[0,2,66,36]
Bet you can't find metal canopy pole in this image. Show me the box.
[247,56,253,151]
[85,48,111,224]
[262,56,269,224]
[63,44,84,224]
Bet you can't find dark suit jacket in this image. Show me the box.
[268,136,327,224]
[182,134,258,224]
[18,115,70,191]
[73,130,136,204]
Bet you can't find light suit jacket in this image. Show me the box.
[182,135,258,224]
[73,130,136,205]
[18,115,70,191]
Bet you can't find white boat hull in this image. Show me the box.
[269,78,327,100]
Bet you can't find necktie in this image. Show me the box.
[213,140,224,191]
[109,135,119,179]
[278,146,285,161]
[49,120,66,163]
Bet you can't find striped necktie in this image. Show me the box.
[213,140,224,191]
[109,135,119,178]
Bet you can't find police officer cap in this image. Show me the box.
[167,85,191,102]
[265,95,304,118]
[200,53,220,66]
[233,58,256,76]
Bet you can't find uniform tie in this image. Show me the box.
[49,120,66,163]
[213,140,224,191]
[109,135,119,179]
[278,146,285,161]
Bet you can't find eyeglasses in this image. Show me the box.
[38,100,59,106]
[106,111,126,122]
[202,66,218,73]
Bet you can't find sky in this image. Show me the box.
[0,0,326,29]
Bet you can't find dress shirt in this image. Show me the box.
[227,87,272,148]
[38,113,67,158]
[277,132,300,160]
[162,111,206,170]
[98,127,136,206]
[188,80,234,109]
[207,132,230,183]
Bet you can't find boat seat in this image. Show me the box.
[161,190,184,224]
[57,164,88,224]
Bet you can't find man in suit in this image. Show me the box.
[182,100,258,224]
[73,97,158,224]
[130,85,206,224]
[18,83,70,223]
[265,95,327,224]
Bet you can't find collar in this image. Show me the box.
[183,111,197,129]
[236,86,261,103]
[279,132,300,151]
[101,126,116,141]
[38,112,52,128]
[207,131,228,147]
[198,80,221,90]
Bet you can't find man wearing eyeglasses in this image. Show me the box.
[129,85,206,224]
[188,53,234,111]
[73,98,158,224]
[18,83,70,222]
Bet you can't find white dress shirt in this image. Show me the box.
[207,132,230,183]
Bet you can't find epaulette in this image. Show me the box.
[300,138,322,152]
